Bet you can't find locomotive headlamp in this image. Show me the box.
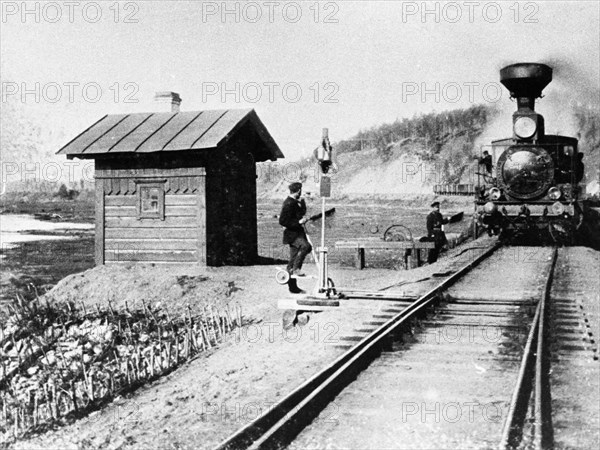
[563,145,574,156]
[488,187,501,200]
[551,201,565,215]
[514,116,537,139]
[548,186,562,200]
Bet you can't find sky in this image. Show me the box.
[1,0,599,160]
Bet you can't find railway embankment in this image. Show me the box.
[8,237,495,449]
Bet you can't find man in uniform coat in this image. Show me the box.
[478,150,493,175]
[427,201,450,264]
[279,182,312,292]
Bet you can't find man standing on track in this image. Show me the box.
[427,201,450,264]
[279,182,312,293]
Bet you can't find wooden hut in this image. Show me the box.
[57,93,284,266]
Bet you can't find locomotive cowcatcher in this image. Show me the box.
[476,63,585,245]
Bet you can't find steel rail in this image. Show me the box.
[534,247,556,449]
[499,247,557,450]
[214,242,501,450]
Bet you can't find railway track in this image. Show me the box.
[215,245,564,449]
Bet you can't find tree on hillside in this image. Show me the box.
[1,73,68,192]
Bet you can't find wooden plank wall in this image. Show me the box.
[95,177,105,265]
[95,163,206,264]
[103,193,202,263]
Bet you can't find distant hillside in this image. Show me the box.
[0,96,92,194]
[258,103,600,199]
[259,105,494,198]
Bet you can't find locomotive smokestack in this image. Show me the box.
[500,63,552,112]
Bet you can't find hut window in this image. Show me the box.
[137,181,165,220]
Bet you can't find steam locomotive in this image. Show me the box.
[476,63,585,245]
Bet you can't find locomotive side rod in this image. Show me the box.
[214,242,501,450]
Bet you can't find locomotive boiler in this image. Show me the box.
[476,63,585,244]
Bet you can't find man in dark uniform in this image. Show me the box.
[427,201,449,264]
[279,182,312,292]
[478,150,493,175]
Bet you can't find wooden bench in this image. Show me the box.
[335,238,435,270]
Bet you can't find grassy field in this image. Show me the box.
[0,191,94,223]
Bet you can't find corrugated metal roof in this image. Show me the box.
[57,108,284,160]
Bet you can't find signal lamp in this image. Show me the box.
[551,201,565,215]
[514,116,537,139]
[489,187,501,200]
[563,146,574,156]
[548,186,562,200]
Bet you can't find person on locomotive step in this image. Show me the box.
[279,182,312,280]
[427,201,450,264]
[478,150,493,175]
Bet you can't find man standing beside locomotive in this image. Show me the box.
[427,201,450,264]
[279,182,312,293]
[478,150,493,175]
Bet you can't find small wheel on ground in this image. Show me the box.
[276,269,290,285]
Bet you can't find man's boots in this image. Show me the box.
[288,278,305,294]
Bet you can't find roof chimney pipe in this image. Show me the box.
[154,91,181,113]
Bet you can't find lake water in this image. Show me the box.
[0,214,94,250]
